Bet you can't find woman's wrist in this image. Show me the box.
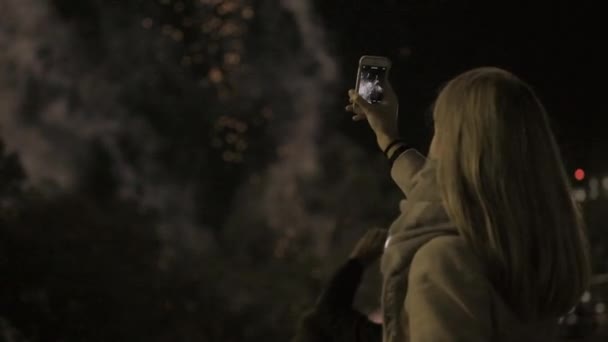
[376,133,398,152]
[378,136,413,168]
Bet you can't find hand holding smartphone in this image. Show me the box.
[348,55,399,150]
[355,56,392,105]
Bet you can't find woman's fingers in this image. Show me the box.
[345,104,366,121]
[347,88,392,123]
[348,89,374,114]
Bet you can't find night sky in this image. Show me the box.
[0,0,607,340]
[318,0,606,171]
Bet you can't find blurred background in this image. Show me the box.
[0,0,606,341]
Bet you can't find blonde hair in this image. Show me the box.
[432,67,591,320]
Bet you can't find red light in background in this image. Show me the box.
[574,168,585,181]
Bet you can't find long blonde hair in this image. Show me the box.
[432,67,591,320]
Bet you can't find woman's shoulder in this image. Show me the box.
[415,235,472,257]
[410,235,486,279]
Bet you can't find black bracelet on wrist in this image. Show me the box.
[383,138,406,158]
[388,144,411,167]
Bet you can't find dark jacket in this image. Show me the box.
[293,258,382,342]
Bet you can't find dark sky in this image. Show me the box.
[1,2,606,340]
[317,0,606,171]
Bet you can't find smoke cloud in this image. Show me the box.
[0,0,343,258]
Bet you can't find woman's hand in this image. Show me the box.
[349,228,388,267]
[346,83,400,151]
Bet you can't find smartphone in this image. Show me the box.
[355,55,391,104]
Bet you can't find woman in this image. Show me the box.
[346,67,591,341]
